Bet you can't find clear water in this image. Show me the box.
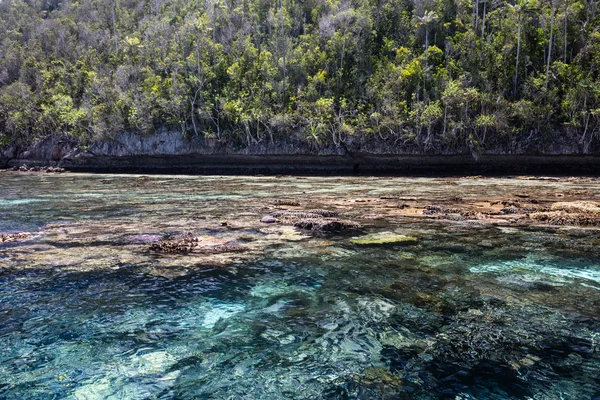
[1,173,600,399]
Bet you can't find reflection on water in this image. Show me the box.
[0,173,599,399]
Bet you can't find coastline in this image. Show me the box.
[2,153,600,176]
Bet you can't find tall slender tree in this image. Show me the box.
[509,0,529,98]
[280,0,287,104]
[111,0,119,53]
[545,0,557,92]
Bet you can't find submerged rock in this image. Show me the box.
[195,243,247,254]
[128,351,177,376]
[428,302,584,373]
[128,234,163,243]
[355,367,403,390]
[261,216,277,223]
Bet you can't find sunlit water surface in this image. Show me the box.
[1,173,599,399]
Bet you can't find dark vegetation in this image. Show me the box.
[1,0,600,154]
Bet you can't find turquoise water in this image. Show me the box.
[1,173,599,399]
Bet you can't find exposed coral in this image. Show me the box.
[424,205,463,215]
[270,199,301,206]
[305,209,339,218]
[149,235,200,253]
[271,209,338,219]
[423,205,444,214]
[551,201,600,214]
[149,236,247,254]
[491,200,521,207]
[521,205,550,213]
[0,232,31,243]
[530,211,600,226]
[264,205,360,232]
[293,218,362,232]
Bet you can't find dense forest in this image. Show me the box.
[1,0,600,154]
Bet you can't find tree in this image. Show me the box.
[508,0,529,98]
[545,0,558,92]
[416,10,438,64]
[0,0,598,154]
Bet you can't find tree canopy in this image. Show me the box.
[1,0,599,153]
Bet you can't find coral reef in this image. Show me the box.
[0,232,31,243]
[264,208,360,233]
[149,234,247,254]
[530,211,600,226]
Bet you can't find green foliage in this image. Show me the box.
[0,133,11,147]
[0,0,599,153]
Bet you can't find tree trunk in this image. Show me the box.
[111,0,118,53]
[581,112,590,153]
[190,99,198,136]
[474,0,479,30]
[563,4,568,63]
[212,2,217,43]
[280,0,287,103]
[482,125,487,145]
[545,3,555,92]
[196,35,201,77]
[514,17,521,98]
[443,103,448,138]
[424,29,429,63]
[481,0,487,38]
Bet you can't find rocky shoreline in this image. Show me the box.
[2,153,600,176]
[2,131,600,176]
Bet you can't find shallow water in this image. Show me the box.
[1,173,600,399]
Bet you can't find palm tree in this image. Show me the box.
[417,10,438,64]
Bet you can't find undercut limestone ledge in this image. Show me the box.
[3,153,597,176]
[1,131,600,175]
